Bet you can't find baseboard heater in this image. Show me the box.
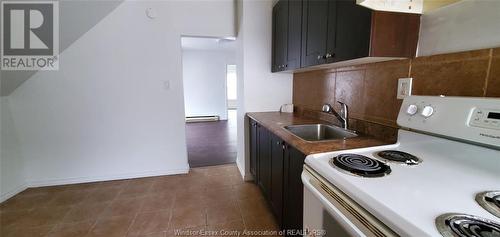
[186,115,220,123]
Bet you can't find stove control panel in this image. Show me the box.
[470,109,500,130]
[398,96,500,148]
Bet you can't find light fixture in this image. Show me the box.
[356,0,423,14]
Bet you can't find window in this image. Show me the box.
[226,65,237,100]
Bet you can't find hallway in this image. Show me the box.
[185,110,237,167]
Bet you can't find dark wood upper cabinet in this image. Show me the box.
[272,0,303,72]
[300,0,329,67]
[273,0,288,72]
[287,0,302,70]
[274,0,420,72]
[327,0,372,63]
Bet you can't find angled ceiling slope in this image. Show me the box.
[0,0,124,96]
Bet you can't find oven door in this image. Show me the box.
[302,165,399,237]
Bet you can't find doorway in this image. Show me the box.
[182,37,237,167]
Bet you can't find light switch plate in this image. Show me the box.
[163,80,170,90]
[397,78,412,99]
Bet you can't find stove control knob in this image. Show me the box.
[421,105,434,118]
[406,104,418,115]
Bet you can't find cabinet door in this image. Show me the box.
[283,145,306,234]
[272,0,288,72]
[257,125,272,197]
[286,0,302,70]
[270,134,285,227]
[301,0,328,67]
[249,119,258,179]
[327,0,371,63]
[325,0,337,64]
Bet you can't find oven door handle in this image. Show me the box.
[301,170,367,237]
[302,167,399,237]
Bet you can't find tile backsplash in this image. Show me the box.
[293,47,500,142]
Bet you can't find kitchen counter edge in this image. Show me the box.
[246,112,393,155]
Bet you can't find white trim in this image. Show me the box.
[27,168,189,188]
[0,183,28,203]
[236,158,253,181]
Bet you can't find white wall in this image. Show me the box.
[235,0,293,179]
[0,98,26,202]
[418,0,500,56]
[7,0,235,188]
[182,49,235,120]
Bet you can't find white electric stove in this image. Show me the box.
[302,96,500,237]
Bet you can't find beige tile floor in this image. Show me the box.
[0,164,280,237]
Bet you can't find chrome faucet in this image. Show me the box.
[322,102,349,129]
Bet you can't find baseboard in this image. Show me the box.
[27,167,190,188]
[0,183,28,203]
[236,158,253,181]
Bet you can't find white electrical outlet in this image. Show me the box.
[397,78,412,99]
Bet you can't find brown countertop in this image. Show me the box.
[246,112,392,155]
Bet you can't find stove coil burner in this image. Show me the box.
[330,154,391,177]
[375,150,421,165]
[436,213,500,237]
[476,191,500,218]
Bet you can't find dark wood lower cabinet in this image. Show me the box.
[249,120,258,178]
[283,145,306,235]
[270,134,285,226]
[257,125,272,198]
[248,118,306,236]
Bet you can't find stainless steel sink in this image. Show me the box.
[284,124,358,142]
